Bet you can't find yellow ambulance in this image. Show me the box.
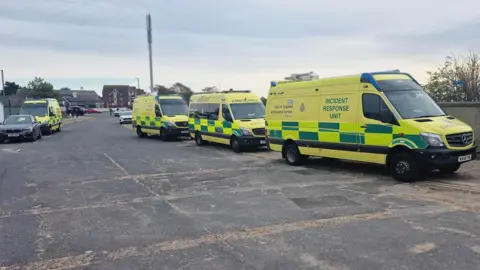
[188,90,266,152]
[266,71,476,181]
[132,95,190,140]
[20,98,62,135]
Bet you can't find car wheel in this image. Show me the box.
[30,131,37,142]
[390,153,420,182]
[160,128,169,141]
[283,142,306,166]
[37,130,42,139]
[136,127,146,138]
[195,132,204,146]
[230,137,242,153]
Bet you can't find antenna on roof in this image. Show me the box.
[284,72,319,82]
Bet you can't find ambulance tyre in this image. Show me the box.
[195,131,205,146]
[389,153,420,182]
[230,136,242,153]
[57,124,61,132]
[160,128,169,141]
[283,142,306,166]
[136,126,146,138]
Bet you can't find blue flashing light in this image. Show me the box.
[360,73,381,90]
[270,81,277,87]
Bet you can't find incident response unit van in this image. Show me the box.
[20,98,62,135]
[266,71,477,181]
[188,90,266,152]
[132,94,190,140]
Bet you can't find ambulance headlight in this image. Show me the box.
[420,132,444,147]
[240,128,252,136]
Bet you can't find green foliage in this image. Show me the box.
[155,83,194,103]
[22,77,59,99]
[60,87,71,91]
[3,81,21,95]
[425,51,480,102]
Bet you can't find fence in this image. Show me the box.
[438,102,480,150]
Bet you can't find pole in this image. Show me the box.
[146,14,154,93]
[1,69,5,96]
[135,77,140,90]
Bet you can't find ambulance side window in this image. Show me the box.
[362,94,392,123]
[155,104,162,117]
[222,104,233,122]
[208,104,220,121]
[189,104,198,118]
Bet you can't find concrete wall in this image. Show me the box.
[438,102,480,144]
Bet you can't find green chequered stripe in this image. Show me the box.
[189,119,243,137]
[269,121,424,148]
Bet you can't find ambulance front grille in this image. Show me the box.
[175,121,188,127]
[446,132,473,147]
[252,128,266,136]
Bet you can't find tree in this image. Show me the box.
[60,87,71,91]
[2,81,20,95]
[424,51,480,102]
[22,77,59,99]
[155,83,195,103]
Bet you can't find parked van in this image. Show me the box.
[132,95,190,140]
[189,90,266,152]
[20,98,62,135]
[266,71,476,181]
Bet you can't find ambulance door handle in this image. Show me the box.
[360,125,368,129]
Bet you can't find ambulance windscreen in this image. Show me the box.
[377,79,422,91]
[230,102,265,120]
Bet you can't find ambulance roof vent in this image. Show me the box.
[221,89,251,93]
[284,72,319,82]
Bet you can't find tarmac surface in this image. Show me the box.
[1,114,480,270]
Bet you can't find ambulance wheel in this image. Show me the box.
[230,137,242,153]
[195,132,205,146]
[284,142,306,166]
[136,127,146,138]
[160,128,169,141]
[439,164,461,174]
[57,124,62,132]
[390,153,420,182]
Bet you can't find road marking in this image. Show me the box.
[0,178,371,219]
[409,242,437,254]
[0,206,456,270]
[103,153,160,197]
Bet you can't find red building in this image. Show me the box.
[102,85,135,108]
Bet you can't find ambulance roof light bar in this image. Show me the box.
[284,71,319,82]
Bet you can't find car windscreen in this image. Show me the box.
[230,102,265,120]
[20,104,48,116]
[4,116,31,125]
[159,99,188,116]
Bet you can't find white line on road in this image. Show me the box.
[103,153,160,197]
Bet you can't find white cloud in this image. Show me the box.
[0,0,479,97]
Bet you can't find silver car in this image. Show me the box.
[119,111,133,124]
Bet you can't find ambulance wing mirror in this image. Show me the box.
[224,114,233,122]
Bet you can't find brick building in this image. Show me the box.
[102,85,135,108]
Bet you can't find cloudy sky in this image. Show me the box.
[0,0,479,97]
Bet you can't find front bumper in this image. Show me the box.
[237,136,267,147]
[120,119,132,124]
[0,131,34,141]
[164,127,190,137]
[412,145,477,168]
